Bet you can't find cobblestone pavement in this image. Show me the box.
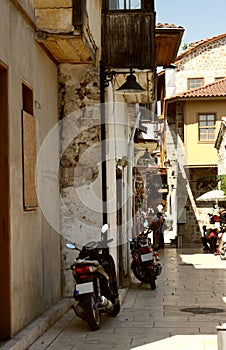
[28,246,226,350]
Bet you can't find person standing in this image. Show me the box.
[150,212,163,249]
[158,212,165,249]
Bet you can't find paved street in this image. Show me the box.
[28,246,226,350]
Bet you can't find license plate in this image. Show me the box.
[75,282,94,295]
[141,252,153,262]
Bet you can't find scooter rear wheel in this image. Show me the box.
[84,293,101,331]
[132,265,146,283]
[149,269,156,290]
[108,298,120,317]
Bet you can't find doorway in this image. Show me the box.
[0,64,10,340]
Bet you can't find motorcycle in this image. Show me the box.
[128,229,162,290]
[218,226,226,259]
[66,224,120,331]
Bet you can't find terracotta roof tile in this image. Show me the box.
[167,78,226,100]
[176,33,226,61]
[156,23,184,30]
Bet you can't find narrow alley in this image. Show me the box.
[27,246,226,350]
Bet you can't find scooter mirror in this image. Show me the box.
[101,224,109,234]
[66,243,76,249]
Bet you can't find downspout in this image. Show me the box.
[127,107,141,239]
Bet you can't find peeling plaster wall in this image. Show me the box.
[58,64,104,295]
[59,63,135,293]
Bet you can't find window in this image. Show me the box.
[198,113,215,141]
[109,0,141,10]
[215,77,225,81]
[188,78,204,90]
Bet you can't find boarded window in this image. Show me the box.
[22,83,37,210]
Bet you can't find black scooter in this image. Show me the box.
[66,224,120,331]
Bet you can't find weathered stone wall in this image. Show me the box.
[58,63,102,293]
[58,65,102,224]
[177,168,217,243]
[176,36,226,93]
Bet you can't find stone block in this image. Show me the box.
[35,9,72,32]
[34,0,72,8]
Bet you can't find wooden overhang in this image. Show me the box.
[34,0,95,64]
[34,0,184,68]
[35,31,95,64]
[155,24,185,67]
[35,25,184,67]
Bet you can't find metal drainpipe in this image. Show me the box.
[127,107,141,241]
[100,60,108,227]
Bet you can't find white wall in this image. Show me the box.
[1,0,60,335]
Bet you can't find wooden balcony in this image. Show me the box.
[34,0,97,64]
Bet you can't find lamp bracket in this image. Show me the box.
[103,68,115,88]
[103,67,135,87]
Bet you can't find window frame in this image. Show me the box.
[215,77,225,81]
[107,0,142,10]
[198,112,216,143]
[187,78,204,90]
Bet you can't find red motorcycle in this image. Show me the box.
[128,229,162,290]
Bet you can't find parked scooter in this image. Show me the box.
[218,227,226,259]
[66,224,120,331]
[128,229,162,290]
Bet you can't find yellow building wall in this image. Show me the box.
[184,100,226,166]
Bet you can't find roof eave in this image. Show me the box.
[165,96,226,103]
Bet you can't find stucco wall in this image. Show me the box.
[184,100,225,166]
[1,0,61,336]
[176,36,226,93]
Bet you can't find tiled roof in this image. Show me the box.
[166,78,226,100]
[156,23,184,30]
[176,33,226,61]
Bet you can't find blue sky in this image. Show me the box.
[155,0,226,47]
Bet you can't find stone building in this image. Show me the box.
[161,33,226,244]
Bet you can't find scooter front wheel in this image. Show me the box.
[84,293,101,331]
